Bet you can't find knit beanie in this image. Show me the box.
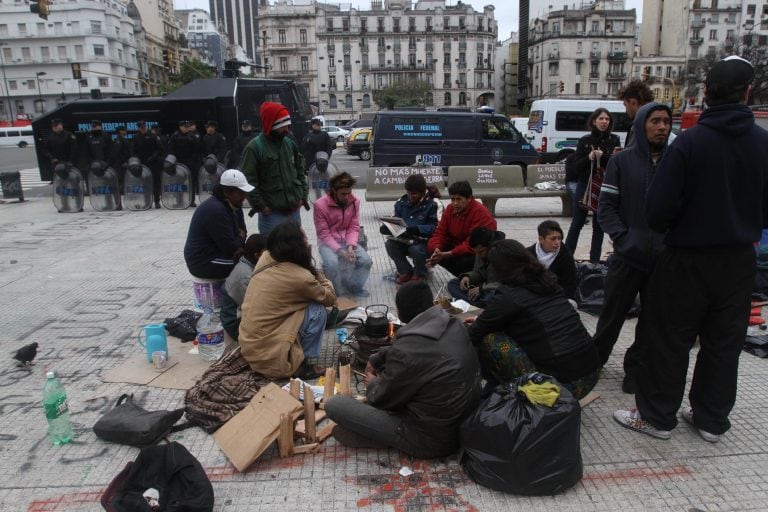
[259,102,291,134]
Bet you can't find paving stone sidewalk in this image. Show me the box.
[1,189,766,512]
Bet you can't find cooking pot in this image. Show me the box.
[364,304,389,338]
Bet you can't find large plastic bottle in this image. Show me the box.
[43,371,74,445]
[196,308,225,362]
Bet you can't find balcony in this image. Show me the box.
[689,37,703,45]
[590,51,601,60]
[548,52,559,61]
[606,72,627,80]
[589,72,600,79]
[425,43,433,51]
[691,20,705,29]
[443,42,452,50]
[459,42,467,50]
[607,51,627,60]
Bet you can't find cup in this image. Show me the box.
[152,351,168,370]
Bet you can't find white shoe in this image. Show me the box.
[613,408,672,440]
[681,406,721,443]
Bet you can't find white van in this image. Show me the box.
[527,99,630,163]
[0,126,35,148]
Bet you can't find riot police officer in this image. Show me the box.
[169,120,201,206]
[228,119,255,168]
[43,118,77,169]
[112,125,131,189]
[132,121,164,208]
[202,120,227,164]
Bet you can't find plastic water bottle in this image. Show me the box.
[43,371,74,445]
[196,308,225,362]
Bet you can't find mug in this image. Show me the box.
[152,351,168,370]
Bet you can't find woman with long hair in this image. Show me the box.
[564,108,621,262]
[239,221,336,380]
[466,239,600,398]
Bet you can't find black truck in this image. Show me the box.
[32,78,313,181]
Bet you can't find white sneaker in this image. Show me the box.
[613,408,672,440]
[681,406,721,443]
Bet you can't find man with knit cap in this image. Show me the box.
[613,56,768,442]
[240,102,308,235]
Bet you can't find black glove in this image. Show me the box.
[405,226,420,236]
[303,199,311,211]
[379,225,391,235]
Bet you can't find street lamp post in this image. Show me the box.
[0,42,14,124]
[36,71,47,115]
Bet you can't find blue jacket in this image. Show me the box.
[184,194,246,277]
[393,193,438,238]
[598,102,669,271]
[646,103,768,248]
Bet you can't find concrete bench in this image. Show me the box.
[446,164,570,216]
[364,166,447,201]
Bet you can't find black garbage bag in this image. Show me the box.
[744,334,768,358]
[575,261,640,317]
[459,373,582,495]
[164,309,203,342]
[101,442,214,512]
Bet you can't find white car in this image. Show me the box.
[322,125,351,142]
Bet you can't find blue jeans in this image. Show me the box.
[318,244,372,295]
[299,302,327,358]
[384,239,428,277]
[258,209,301,236]
[564,180,604,262]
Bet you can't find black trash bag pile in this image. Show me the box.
[459,373,583,496]
[164,309,203,342]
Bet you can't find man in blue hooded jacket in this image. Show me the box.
[593,102,671,392]
[614,56,768,442]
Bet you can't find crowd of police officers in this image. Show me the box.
[42,117,257,208]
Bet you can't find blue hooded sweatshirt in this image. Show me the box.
[645,103,768,248]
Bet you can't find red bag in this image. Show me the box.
[579,159,604,212]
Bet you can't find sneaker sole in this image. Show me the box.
[613,411,672,440]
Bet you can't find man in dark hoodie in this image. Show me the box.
[594,102,671,392]
[325,281,481,458]
[614,57,768,442]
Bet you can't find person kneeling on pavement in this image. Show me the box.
[446,227,506,307]
[239,221,336,380]
[381,174,438,284]
[220,234,267,341]
[466,239,601,399]
[325,281,482,458]
[183,169,252,280]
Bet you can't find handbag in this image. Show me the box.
[579,158,604,213]
[93,394,185,446]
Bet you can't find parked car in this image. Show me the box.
[322,125,351,142]
[342,118,373,131]
[345,127,372,160]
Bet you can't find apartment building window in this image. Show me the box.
[91,21,102,34]
[409,36,416,50]
[377,17,384,32]
[363,93,371,107]
[301,56,309,71]
[709,29,717,41]
[329,53,335,68]
[18,23,27,36]
[591,21,599,33]
[409,17,416,31]
[459,17,465,29]
[590,62,598,75]
[575,83,580,95]
[548,62,559,76]
[329,75,337,88]
[443,73,451,88]
[54,22,63,35]
[37,23,45,35]
[9,80,17,90]
[279,57,288,72]
[344,54,351,68]
[478,17,484,31]
[552,22,560,35]
[476,53,483,66]
[576,42,582,54]
[361,18,367,33]
[576,61,582,75]
[377,37,385,49]
[41,47,50,60]
[93,45,105,57]
[377,75,383,87]
[378,52,385,65]
[79,79,88,87]
[665,66,672,78]
[408,54,416,67]
[279,30,286,44]
[118,49,123,62]
[394,53,401,66]
[362,75,368,89]
[747,4,756,16]
[0,25,7,37]
[590,83,597,95]
[393,18,400,32]
[300,29,307,45]
[345,94,352,108]
[710,14,719,25]
[426,17,432,31]
[443,17,450,30]
[99,77,108,87]
[444,92,451,105]
[362,54,369,67]
[726,29,735,41]
[329,94,337,108]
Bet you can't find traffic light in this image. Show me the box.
[559,81,564,93]
[30,0,49,19]
[71,63,82,80]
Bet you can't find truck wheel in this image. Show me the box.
[18,141,28,148]
[359,149,371,161]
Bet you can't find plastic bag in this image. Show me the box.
[164,309,203,342]
[459,373,582,495]
[575,262,640,317]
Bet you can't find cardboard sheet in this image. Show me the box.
[213,383,303,472]
[101,335,211,390]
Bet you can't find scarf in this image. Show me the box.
[535,241,559,269]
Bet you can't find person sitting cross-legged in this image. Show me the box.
[381,174,438,284]
[325,281,481,458]
[446,227,506,307]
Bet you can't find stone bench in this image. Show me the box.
[364,166,447,201]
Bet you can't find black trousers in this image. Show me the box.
[636,246,755,434]
[439,254,476,278]
[592,258,651,375]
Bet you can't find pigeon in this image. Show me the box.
[13,342,38,367]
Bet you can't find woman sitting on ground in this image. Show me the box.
[446,227,506,307]
[239,221,336,380]
[466,239,601,399]
[527,220,577,300]
[220,233,267,341]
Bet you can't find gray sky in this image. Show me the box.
[173,0,645,43]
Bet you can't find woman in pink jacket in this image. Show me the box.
[313,172,372,297]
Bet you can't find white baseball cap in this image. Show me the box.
[220,169,254,192]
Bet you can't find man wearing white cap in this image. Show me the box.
[184,169,254,279]
[240,101,309,235]
[614,56,768,442]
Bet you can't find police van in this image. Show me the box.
[526,99,631,163]
[371,110,539,170]
[0,126,35,148]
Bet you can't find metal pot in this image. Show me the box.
[364,304,389,338]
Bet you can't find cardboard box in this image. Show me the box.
[213,382,303,471]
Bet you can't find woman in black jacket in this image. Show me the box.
[564,108,621,262]
[466,240,601,399]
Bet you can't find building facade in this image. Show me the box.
[527,0,636,102]
[133,0,182,94]
[177,8,230,73]
[0,0,146,122]
[313,0,498,125]
[209,0,260,64]
[495,33,521,116]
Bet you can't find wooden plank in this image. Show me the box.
[303,383,317,442]
[317,420,337,442]
[278,413,294,458]
[578,391,600,408]
[292,443,319,455]
[295,410,327,437]
[339,364,351,396]
[323,367,336,402]
[289,379,300,399]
